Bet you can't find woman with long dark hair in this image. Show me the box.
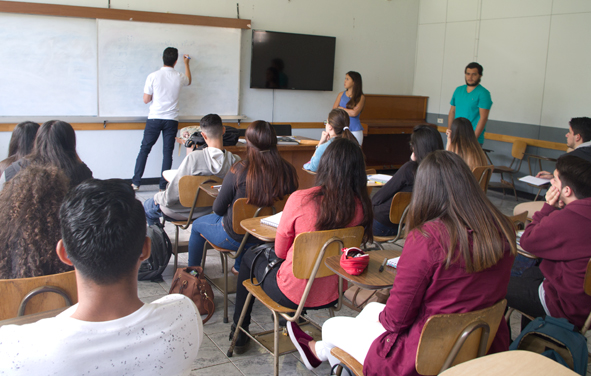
[231,137,373,351]
[288,151,516,375]
[446,117,489,170]
[0,120,92,189]
[0,121,39,177]
[333,71,365,145]
[304,108,359,172]
[0,165,73,279]
[187,121,298,273]
[372,125,443,236]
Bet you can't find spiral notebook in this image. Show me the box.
[260,212,283,228]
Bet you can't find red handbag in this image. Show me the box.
[339,247,369,276]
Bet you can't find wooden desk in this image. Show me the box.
[199,183,220,198]
[241,216,277,242]
[0,307,69,328]
[439,350,578,376]
[325,249,401,290]
[226,136,317,189]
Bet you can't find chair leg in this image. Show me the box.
[223,252,229,323]
[173,225,179,272]
[328,307,335,318]
[334,365,343,376]
[227,292,254,357]
[510,175,518,201]
[273,310,280,376]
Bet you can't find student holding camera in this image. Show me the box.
[143,114,240,225]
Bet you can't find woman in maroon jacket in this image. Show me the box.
[287,151,517,375]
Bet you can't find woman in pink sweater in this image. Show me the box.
[230,137,373,352]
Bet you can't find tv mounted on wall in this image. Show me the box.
[250,30,336,91]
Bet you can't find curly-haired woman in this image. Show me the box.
[0,165,73,279]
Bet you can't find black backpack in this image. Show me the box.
[138,223,172,282]
[185,126,240,149]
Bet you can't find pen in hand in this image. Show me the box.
[379,257,388,273]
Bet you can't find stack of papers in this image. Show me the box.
[261,212,283,228]
[368,174,393,184]
[519,175,551,186]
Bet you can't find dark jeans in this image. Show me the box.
[132,119,178,190]
[233,247,338,329]
[143,198,162,226]
[506,265,547,329]
[373,219,399,237]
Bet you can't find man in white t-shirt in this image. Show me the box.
[0,179,203,375]
[132,47,192,191]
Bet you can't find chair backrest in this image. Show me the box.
[508,211,529,231]
[292,226,364,279]
[512,140,528,160]
[178,175,223,208]
[0,270,78,320]
[415,299,507,375]
[389,192,412,225]
[231,195,290,235]
[472,166,494,193]
[365,169,377,175]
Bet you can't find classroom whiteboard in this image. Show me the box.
[97,20,241,117]
[0,13,98,116]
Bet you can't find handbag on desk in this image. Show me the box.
[169,266,215,324]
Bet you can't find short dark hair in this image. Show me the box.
[556,154,591,199]
[465,62,483,76]
[59,179,147,285]
[163,47,178,67]
[410,125,444,164]
[200,114,224,138]
[569,117,591,143]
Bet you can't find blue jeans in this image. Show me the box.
[373,219,399,237]
[143,198,162,226]
[132,119,178,190]
[188,214,258,271]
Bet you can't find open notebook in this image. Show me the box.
[260,211,283,228]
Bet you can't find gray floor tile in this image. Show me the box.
[231,353,316,376]
[190,362,244,376]
[207,324,268,360]
[192,336,230,370]
[137,280,168,298]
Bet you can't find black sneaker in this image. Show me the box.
[229,324,250,354]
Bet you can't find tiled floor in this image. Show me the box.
[134,185,590,375]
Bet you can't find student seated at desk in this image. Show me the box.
[0,120,93,190]
[231,137,373,352]
[303,108,358,172]
[0,165,72,279]
[506,155,591,331]
[143,114,241,225]
[288,151,517,375]
[446,117,489,171]
[371,125,443,236]
[0,121,39,177]
[187,120,298,274]
[0,179,203,375]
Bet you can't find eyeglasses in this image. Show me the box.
[323,120,329,126]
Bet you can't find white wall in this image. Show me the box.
[3,0,420,179]
[413,0,591,129]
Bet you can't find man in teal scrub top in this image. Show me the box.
[448,62,492,145]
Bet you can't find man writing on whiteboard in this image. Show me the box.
[131,47,192,191]
[448,62,492,146]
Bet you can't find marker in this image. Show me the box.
[184,55,191,59]
[378,257,388,273]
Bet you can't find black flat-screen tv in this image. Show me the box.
[250,30,336,91]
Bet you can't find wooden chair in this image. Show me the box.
[415,299,507,375]
[227,226,365,376]
[373,192,412,249]
[508,211,528,231]
[489,141,527,201]
[0,271,77,320]
[302,167,316,175]
[163,175,222,271]
[472,166,494,194]
[331,347,364,376]
[202,196,289,323]
[365,169,377,195]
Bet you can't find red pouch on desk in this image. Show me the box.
[340,247,369,276]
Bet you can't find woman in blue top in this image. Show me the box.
[333,71,366,145]
[304,109,358,172]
